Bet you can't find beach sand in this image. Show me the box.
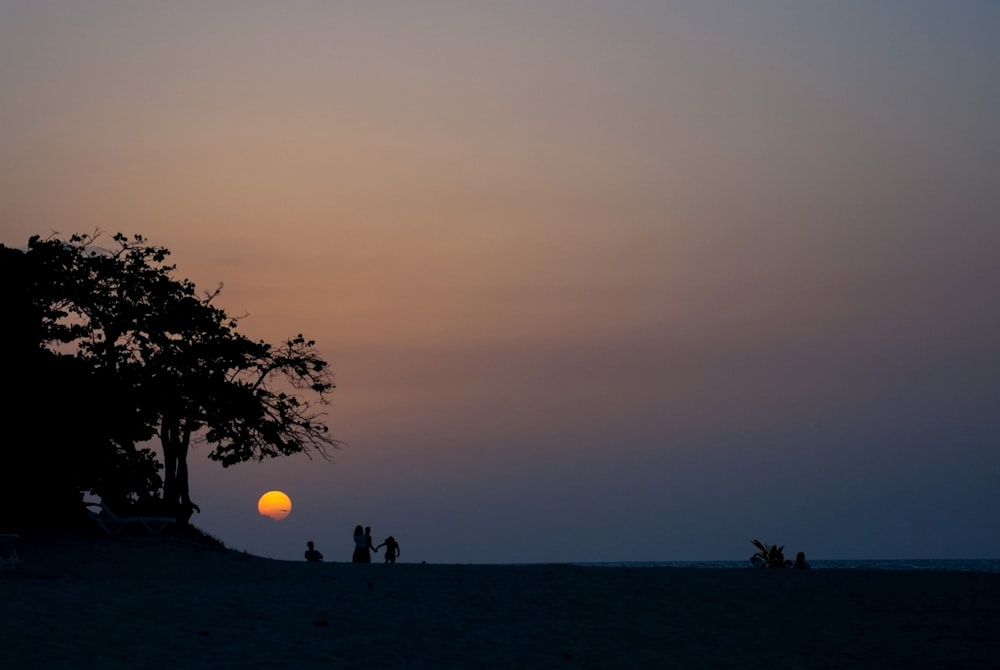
[2,528,998,669]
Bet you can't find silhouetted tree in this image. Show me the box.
[0,242,157,528]
[3,232,337,526]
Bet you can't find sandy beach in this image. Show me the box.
[2,529,998,669]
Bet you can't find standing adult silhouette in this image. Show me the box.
[365,526,378,560]
[352,525,368,563]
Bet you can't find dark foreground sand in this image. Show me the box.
[2,529,998,669]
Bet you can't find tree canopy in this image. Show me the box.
[0,232,338,529]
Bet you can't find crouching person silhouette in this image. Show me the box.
[305,540,323,562]
[376,535,400,563]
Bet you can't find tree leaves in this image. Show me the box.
[8,231,340,522]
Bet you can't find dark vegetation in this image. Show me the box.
[751,539,787,568]
[0,232,338,532]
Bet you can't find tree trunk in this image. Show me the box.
[160,415,198,525]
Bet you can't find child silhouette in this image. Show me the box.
[376,536,400,563]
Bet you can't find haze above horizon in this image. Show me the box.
[2,1,998,563]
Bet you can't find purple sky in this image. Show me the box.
[3,1,999,563]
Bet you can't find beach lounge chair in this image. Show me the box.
[85,501,177,535]
[0,534,22,572]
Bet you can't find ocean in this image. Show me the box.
[574,559,1000,572]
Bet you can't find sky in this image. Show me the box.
[2,1,999,564]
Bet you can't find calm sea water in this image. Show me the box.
[574,560,1000,572]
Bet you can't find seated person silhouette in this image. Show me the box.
[304,540,324,562]
[793,551,810,569]
[376,536,400,563]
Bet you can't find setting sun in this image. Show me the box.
[257,490,292,521]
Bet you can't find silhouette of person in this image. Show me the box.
[793,551,810,569]
[352,525,369,563]
[365,526,378,559]
[304,540,323,562]
[376,536,400,563]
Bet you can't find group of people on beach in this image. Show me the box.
[352,525,400,563]
[303,525,400,564]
